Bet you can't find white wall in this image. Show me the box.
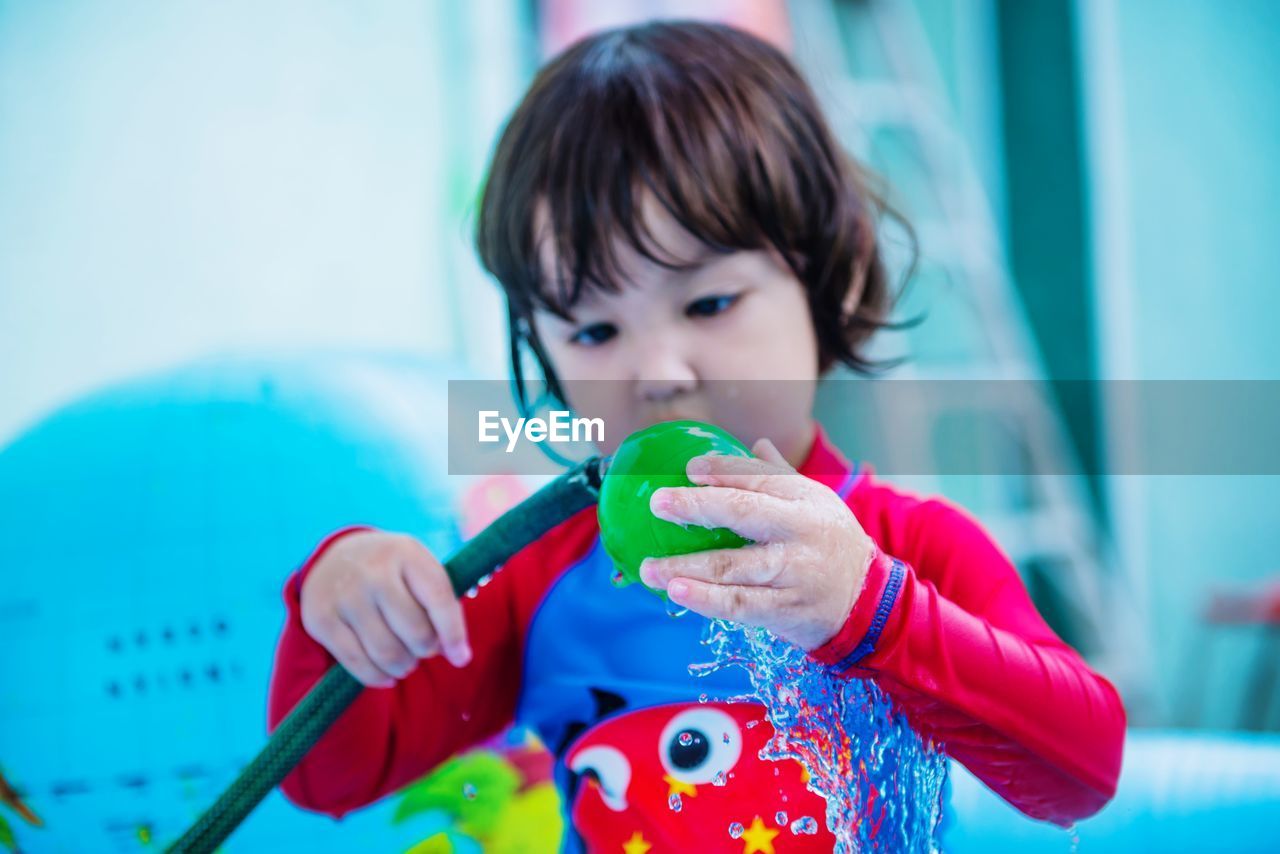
[0,0,524,445]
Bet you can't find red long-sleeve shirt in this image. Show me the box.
[267,423,1125,845]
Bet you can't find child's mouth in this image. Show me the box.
[646,407,711,426]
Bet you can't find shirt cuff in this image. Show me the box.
[806,546,907,674]
[284,525,376,608]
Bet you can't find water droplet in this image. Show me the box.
[699,693,709,704]
[462,783,476,800]
[728,822,744,839]
[775,810,788,825]
[712,770,726,787]
[668,792,682,812]
[610,569,626,587]
[722,731,730,744]
[679,732,694,747]
[745,719,760,729]
[665,598,690,618]
[790,816,818,835]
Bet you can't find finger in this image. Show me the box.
[322,617,397,688]
[373,574,441,660]
[337,594,418,679]
[402,558,472,668]
[651,485,795,541]
[751,437,792,469]
[685,453,807,500]
[666,577,780,625]
[640,542,788,589]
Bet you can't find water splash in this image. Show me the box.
[790,816,819,835]
[692,619,947,852]
[665,597,691,618]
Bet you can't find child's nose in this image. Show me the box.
[634,344,698,402]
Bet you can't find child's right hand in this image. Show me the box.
[299,530,473,688]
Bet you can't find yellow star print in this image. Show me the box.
[622,830,652,854]
[663,774,698,799]
[740,815,779,854]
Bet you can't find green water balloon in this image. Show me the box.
[598,420,754,597]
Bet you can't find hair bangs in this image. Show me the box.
[533,41,778,318]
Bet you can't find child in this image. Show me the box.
[268,20,1125,850]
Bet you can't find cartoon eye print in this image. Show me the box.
[568,744,631,812]
[658,707,743,786]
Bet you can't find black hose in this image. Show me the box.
[166,456,605,853]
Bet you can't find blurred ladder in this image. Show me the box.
[791,0,1148,701]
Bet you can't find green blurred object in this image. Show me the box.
[394,748,563,854]
[393,751,519,838]
[597,420,753,596]
[0,814,15,854]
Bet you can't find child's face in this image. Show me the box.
[533,197,820,463]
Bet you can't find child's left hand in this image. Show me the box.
[639,437,876,651]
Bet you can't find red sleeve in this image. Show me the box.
[266,523,559,818]
[808,493,1126,826]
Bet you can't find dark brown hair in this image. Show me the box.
[476,20,910,407]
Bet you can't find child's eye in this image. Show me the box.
[569,322,617,346]
[685,293,740,318]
